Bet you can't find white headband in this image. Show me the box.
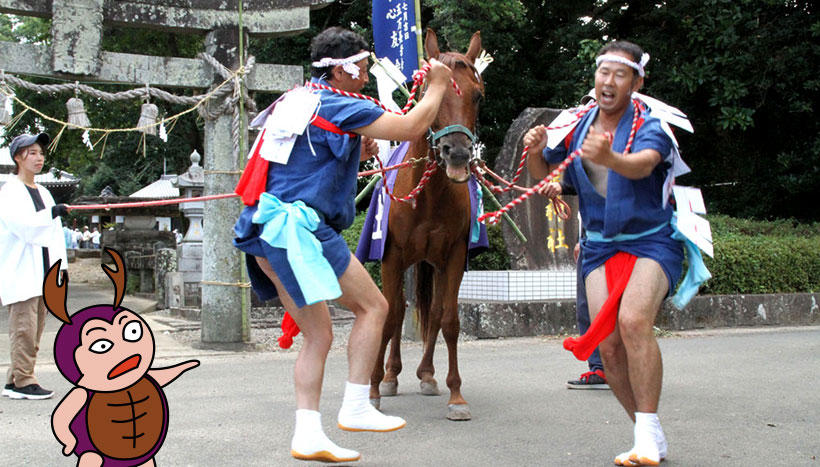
[311,51,370,79]
[595,52,650,77]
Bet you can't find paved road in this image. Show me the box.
[1,304,818,466]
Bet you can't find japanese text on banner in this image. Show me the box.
[373,0,418,81]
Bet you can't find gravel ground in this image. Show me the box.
[66,255,110,287]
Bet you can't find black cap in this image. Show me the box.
[8,133,50,159]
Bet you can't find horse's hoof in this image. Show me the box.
[420,380,440,396]
[380,381,398,397]
[370,398,380,410]
[447,403,471,421]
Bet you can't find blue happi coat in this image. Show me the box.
[544,101,684,293]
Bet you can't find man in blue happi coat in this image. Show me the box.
[233,27,453,462]
[526,41,682,466]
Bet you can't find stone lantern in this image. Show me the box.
[173,150,205,306]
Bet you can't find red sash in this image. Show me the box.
[563,251,637,360]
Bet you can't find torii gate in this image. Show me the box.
[0,0,332,344]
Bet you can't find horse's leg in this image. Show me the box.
[440,246,471,421]
[416,262,441,396]
[380,262,406,398]
[381,281,405,397]
[371,253,404,408]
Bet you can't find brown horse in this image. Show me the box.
[370,29,484,421]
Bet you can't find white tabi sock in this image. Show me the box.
[630,412,662,465]
[291,409,360,462]
[337,382,406,432]
[614,413,666,466]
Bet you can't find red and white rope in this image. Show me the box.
[66,193,240,211]
[478,100,641,225]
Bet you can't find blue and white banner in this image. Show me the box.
[372,0,418,82]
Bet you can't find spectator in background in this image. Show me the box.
[0,132,68,400]
[71,228,81,249]
[90,227,101,249]
[81,226,91,248]
[63,225,72,249]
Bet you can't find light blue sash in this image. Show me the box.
[585,222,668,243]
[669,215,712,309]
[252,193,342,305]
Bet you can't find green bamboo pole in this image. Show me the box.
[480,184,527,243]
[355,175,382,205]
[237,0,250,342]
[414,0,424,66]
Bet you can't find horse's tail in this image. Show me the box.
[414,261,435,342]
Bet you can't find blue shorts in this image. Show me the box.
[233,205,351,309]
[581,224,684,297]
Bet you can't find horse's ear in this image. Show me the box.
[466,31,482,63]
[425,28,440,60]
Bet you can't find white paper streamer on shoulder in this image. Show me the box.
[633,92,693,133]
[258,87,321,164]
[474,50,494,75]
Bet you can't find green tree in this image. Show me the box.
[6,1,816,223]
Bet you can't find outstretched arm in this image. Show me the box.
[52,387,87,456]
[353,59,452,142]
[149,360,200,387]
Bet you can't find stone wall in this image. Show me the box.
[458,293,820,338]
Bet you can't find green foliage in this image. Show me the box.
[0,15,50,44]
[700,214,820,294]
[468,224,510,270]
[708,214,820,238]
[342,211,381,288]
[703,234,820,295]
[4,1,819,224]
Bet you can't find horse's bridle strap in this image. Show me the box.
[431,124,476,144]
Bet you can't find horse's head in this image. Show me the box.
[425,29,485,183]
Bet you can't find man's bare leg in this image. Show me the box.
[618,258,668,466]
[335,254,406,432]
[619,258,667,414]
[335,254,389,385]
[254,257,360,462]
[587,258,669,465]
[587,267,638,418]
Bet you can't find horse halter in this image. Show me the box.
[427,124,481,167]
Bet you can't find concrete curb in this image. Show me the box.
[458,292,820,338]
